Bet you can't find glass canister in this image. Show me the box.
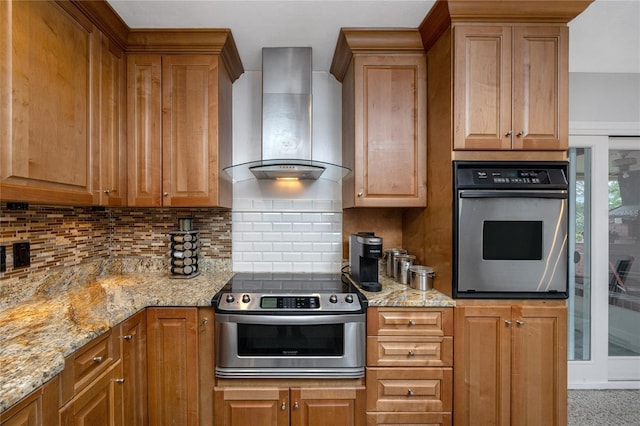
[395,254,416,284]
[384,248,407,278]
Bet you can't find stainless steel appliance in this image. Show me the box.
[212,273,367,378]
[349,232,383,291]
[454,161,569,298]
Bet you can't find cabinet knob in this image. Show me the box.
[357,192,363,197]
[103,190,110,194]
[516,320,525,326]
[407,388,414,396]
[112,378,125,384]
[408,350,415,357]
[293,401,299,410]
[163,192,169,197]
[504,320,513,327]
[93,356,104,363]
[281,401,286,411]
[408,319,416,326]
[123,335,133,340]
[505,130,513,136]
[516,131,524,137]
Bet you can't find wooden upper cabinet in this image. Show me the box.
[93,33,127,206]
[0,1,97,205]
[126,30,242,208]
[453,24,568,151]
[127,54,163,207]
[162,55,229,207]
[331,29,427,208]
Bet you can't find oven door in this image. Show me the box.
[455,189,568,298]
[215,313,366,378]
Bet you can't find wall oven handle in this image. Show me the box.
[459,190,567,200]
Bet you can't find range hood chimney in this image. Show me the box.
[224,47,350,182]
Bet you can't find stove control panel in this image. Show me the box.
[217,293,363,312]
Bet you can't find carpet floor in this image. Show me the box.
[568,389,640,425]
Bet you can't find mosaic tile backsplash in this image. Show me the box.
[0,204,232,304]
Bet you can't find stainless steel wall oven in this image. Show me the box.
[454,161,569,299]
[212,273,367,378]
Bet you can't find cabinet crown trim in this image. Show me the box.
[330,28,425,82]
[419,0,593,50]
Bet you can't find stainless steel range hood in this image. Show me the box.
[224,47,350,182]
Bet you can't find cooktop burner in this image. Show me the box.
[211,272,367,314]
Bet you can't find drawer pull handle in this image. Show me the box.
[408,320,416,326]
[516,320,525,326]
[408,350,415,357]
[123,335,133,340]
[112,378,125,384]
[407,388,414,396]
[93,356,104,363]
[281,402,286,411]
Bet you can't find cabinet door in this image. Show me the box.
[214,387,289,426]
[0,376,59,426]
[347,55,426,208]
[453,305,511,426]
[162,55,228,207]
[127,55,162,207]
[198,308,216,426]
[453,25,512,151]
[512,26,568,151]
[121,310,148,426]
[511,305,567,426]
[93,34,127,206]
[59,362,124,426]
[291,387,365,426]
[147,308,199,426]
[0,1,96,205]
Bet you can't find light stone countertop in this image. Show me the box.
[0,260,453,413]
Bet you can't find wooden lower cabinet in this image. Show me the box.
[147,307,199,426]
[59,362,124,426]
[366,308,453,425]
[453,302,567,426]
[214,386,366,426]
[0,377,59,426]
[120,310,148,426]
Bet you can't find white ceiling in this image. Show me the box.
[107,0,640,73]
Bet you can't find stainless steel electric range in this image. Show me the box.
[211,272,367,378]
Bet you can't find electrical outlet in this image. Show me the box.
[13,241,30,268]
[0,246,5,272]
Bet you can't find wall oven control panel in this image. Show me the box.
[456,162,568,189]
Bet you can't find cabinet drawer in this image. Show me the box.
[366,412,452,426]
[367,336,453,367]
[367,308,453,336]
[60,329,120,404]
[366,368,452,412]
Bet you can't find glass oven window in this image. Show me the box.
[483,220,543,260]
[237,323,344,356]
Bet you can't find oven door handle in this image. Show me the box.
[459,190,567,199]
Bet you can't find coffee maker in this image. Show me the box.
[349,232,383,292]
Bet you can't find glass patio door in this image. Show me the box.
[607,139,640,381]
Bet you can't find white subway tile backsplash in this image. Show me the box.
[292,222,313,232]
[232,205,344,273]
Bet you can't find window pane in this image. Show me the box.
[608,148,640,356]
[569,148,591,361]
